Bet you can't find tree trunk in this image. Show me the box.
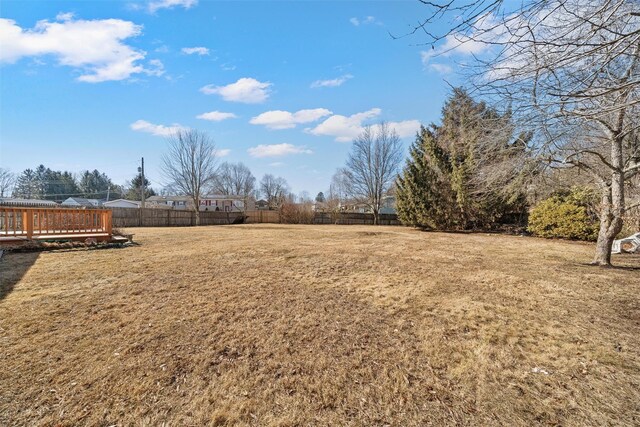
[194,208,200,226]
[373,208,379,225]
[592,136,625,266]
[593,188,615,265]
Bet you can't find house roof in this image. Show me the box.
[148,195,245,202]
[147,195,190,202]
[62,197,101,207]
[103,199,141,206]
[0,198,58,206]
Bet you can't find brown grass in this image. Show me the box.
[1,225,639,426]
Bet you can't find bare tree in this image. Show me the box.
[211,162,256,211]
[212,162,255,196]
[0,168,16,198]
[162,129,219,225]
[413,0,640,265]
[326,169,350,212]
[259,174,289,209]
[343,123,404,225]
[160,183,181,197]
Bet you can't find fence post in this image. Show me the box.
[24,210,33,239]
[104,210,113,236]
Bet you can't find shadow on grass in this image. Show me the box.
[0,242,136,301]
[576,257,640,271]
[0,250,40,301]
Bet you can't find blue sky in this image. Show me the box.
[0,0,470,196]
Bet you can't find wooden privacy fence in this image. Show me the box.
[110,207,400,227]
[245,210,281,224]
[111,208,247,227]
[0,206,112,242]
[313,212,400,226]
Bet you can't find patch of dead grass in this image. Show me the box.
[1,225,639,426]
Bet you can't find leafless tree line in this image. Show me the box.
[161,129,265,222]
[0,168,16,198]
[333,123,404,224]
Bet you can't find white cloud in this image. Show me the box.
[196,111,238,121]
[306,109,420,142]
[130,119,185,136]
[420,15,497,71]
[148,0,197,13]
[387,120,421,138]
[247,143,313,158]
[147,59,165,76]
[310,74,353,88]
[306,108,381,142]
[427,63,453,75]
[250,108,332,130]
[200,77,271,103]
[214,148,231,157]
[350,16,381,26]
[55,12,74,22]
[0,15,160,83]
[269,162,285,167]
[181,46,209,55]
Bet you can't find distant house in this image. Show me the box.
[255,199,269,210]
[146,195,250,212]
[0,198,58,207]
[340,196,397,215]
[146,195,192,210]
[103,199,140,209]
[379,196,397,215]
[312,201,328,212]
[342,202,370,214]
[61,197,102,208]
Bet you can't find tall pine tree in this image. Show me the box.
[396,125,458,229]
[397,89,531,230]
[12,169,41,199]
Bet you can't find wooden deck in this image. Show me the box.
[0,206,113,245]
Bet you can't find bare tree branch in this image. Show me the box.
[161,129,219,225]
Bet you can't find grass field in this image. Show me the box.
[1,224,639,426]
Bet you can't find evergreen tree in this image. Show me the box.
[79,169,122,200]
[12,169,41,199]
[13,165,80,201]
[396,89,531,230]
[125,172,155,200]
[396,126,457,229]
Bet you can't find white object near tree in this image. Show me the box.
[611,233,640,254]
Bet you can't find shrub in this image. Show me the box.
[620,205,640,237]
[528,188,599,241]
[279,202,314,224]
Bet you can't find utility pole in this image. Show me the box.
[139,157,146,209]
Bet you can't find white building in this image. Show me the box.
[61,197,102,208]
[103,199,141,209]
[146,195,252,212]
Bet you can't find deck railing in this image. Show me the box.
[0,206,112,239]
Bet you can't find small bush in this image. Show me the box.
[621,205,640,237]
[279,202,314,224]
[528,188,599,241]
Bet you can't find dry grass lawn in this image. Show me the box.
[1,224,639,426]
